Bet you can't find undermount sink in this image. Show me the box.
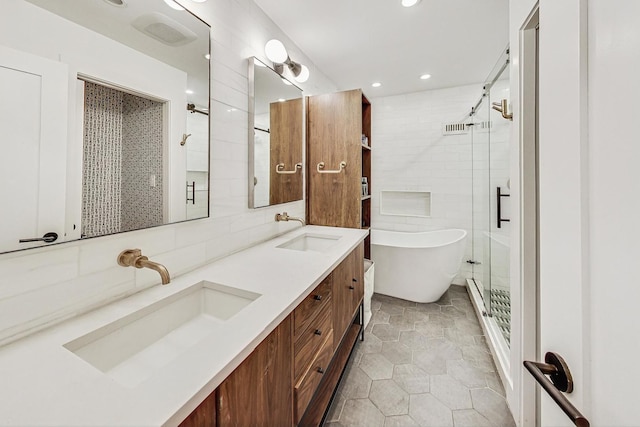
[64,281,260,387]
[277,233,342,252]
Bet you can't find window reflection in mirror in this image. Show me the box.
[0,0,210,254]
[248,57,303,208]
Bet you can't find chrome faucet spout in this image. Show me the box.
[275,211,305,225]
[117,249,171,285]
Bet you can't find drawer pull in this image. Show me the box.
[313,295,322,301]
[314,329,322,335]
[352,278,358,282]
[349,285,355,290]
[316,367,325,374]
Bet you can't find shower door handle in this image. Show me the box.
[524,352,590,427]
[497,186,510,228]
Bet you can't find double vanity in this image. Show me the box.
[0,226,367,426]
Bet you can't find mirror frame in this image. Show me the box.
[247,57,305,209]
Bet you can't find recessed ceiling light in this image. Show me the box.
[103,0,127,7]
[372,82,382,88]
[401,0,421,7]
[278,98,286,102]
[186,89,194,94]
[163,0,184,11]
[420,74,432,80]
[190,0,208,2]
[282,78,293,86]
[203,53,210,60]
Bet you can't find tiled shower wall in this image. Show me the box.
[121,93,164,232]
[82,83,123,238]
[0,0,338,345]
[371,84,482,283]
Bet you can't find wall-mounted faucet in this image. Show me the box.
[117,249,170,285]
[275,212,305,225]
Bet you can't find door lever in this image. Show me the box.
[19,232,58,243]
[524,352,589,427]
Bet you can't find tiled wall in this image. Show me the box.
[121,92,164,232]
[0,0,338,345]
[82,83,123,238]
[371,84,482,283]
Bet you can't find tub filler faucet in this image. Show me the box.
[117,249,171,285]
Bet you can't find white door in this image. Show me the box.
[0,46,68,253]
[522,1,640,426]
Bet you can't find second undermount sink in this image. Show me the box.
[277,233,342,252]
[64,281,260,387]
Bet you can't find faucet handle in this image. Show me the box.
[117,249,142,267]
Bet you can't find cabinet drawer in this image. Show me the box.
[294,276,332,337]
[294,303,332,381]
[294,330,334,422]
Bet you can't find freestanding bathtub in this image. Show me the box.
[370,229,467,303]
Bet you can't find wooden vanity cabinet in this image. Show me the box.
[217,314,293,427]
[179,247,364,427]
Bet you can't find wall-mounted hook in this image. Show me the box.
[180,133,192,146]
[491,99,513,121]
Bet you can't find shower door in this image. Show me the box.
[471,47,511,347]
[471,93,492,309]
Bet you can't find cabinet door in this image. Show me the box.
[179,391,217,427]
[217,315,293,427]
[332,248,362,348]
[307,89,362,228]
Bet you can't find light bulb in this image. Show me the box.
[294,64,310,83]
[163,0,184,10]
[265,39,288,63]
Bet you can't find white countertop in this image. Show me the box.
[0,225,368,426]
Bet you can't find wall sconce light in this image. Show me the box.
[265,39,309,83]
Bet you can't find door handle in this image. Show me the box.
[523,352,589,427]
[497,186,510,228]
[19,232,58,243]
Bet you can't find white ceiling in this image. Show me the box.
[253,0,509,98]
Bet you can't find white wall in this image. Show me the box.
[0,0,338,346]
[371,84,481,284]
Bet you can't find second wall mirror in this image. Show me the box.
[248,57,303,208]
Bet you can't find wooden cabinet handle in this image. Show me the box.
[316,367,325,374]
[314,329,322,335]
[313,295,322,301]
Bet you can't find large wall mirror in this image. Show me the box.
[0,0,210,254]
[248,57,303,208]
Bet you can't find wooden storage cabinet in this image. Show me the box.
[332,246,364,348]
[307,89,371,258]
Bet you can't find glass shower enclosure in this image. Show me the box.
[470,47,511,349]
